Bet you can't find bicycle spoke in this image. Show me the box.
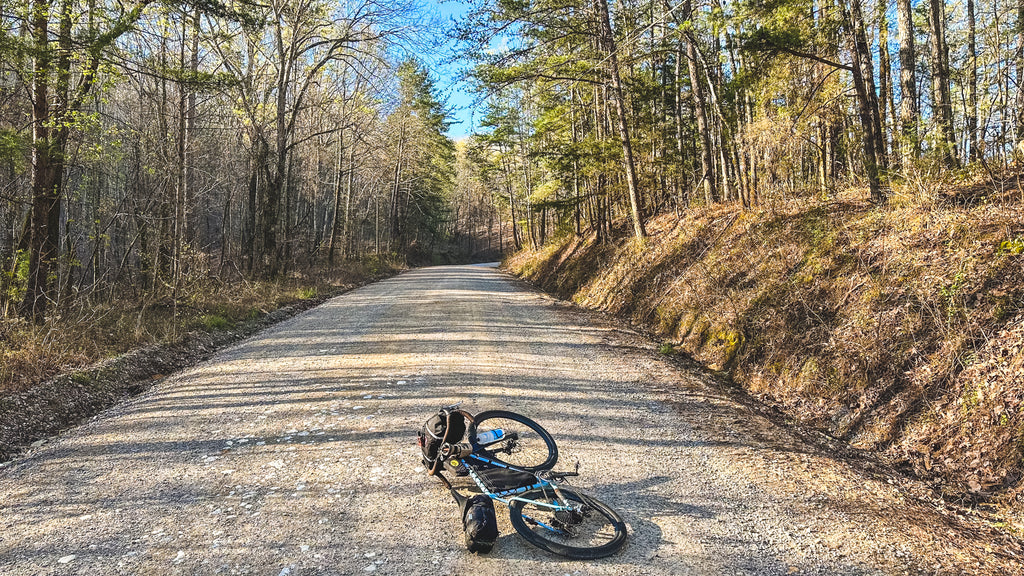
[514,494,621,551]
[470,411,557,471]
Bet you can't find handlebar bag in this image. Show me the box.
[417,410,467,475]
[461,494,498,553]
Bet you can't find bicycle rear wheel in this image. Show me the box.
[509,488,626,559]
[468,410,557,472]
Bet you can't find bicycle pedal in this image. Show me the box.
[454,463,470,477]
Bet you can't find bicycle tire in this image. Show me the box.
[509,488,627,559]
[468,410,558,472]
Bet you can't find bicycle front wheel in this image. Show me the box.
[509,488,626,559]
[468,410,558,472]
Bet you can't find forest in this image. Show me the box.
[1,0,511,388]
[459,0,1022,245]
[2,0,1021,329]
[2,0,1024,501]
[0,0,508,326]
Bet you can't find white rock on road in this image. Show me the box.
[0,264,1019,575]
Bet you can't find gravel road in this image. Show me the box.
[1,264,1020,575]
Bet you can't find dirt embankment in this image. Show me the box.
[507,188,1024,521]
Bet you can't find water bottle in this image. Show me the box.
[475,429,504,445]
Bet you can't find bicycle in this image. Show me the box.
[417,404,627,559]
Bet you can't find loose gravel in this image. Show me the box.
[1,264,1020,575]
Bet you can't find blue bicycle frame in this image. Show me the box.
[455,451,581,536]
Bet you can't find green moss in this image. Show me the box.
[70,372,91,385]
[714,329,742,349]
[997,238,1023,255]
[798,357,820,390]
[199,314,231,331]
[961,382,980,413]
[715,329,744,369]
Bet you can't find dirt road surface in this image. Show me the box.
[1,265,1020,575]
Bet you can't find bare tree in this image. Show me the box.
[927,0,958,167]
[1017,0,1024,142]
[966,0,978,162]
[682,0,716,205]
[19,0,150,321]
[845,0,886,203]
[215,0,419,274]
[595,0,646,238]
[896,0,920,160]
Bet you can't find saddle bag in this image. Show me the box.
[461,494,498,553]
[417,410,467,475]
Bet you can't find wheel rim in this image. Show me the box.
[512,490,624,555]
[474,415,554,470]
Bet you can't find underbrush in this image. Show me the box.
[0,256,401,393]
[508,174,1024,520]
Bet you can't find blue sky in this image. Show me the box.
[422,0,478,140]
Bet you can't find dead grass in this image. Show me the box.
[507,172,1024,522]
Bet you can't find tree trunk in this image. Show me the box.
[596,0,646,238]
[342,143,355,259]
[175,28,188,295]
[896,0,920,161]
[389,125,406,252]
[1018,0,1024,142]
[20,0,60,321]
[282,148,294,274]
[220,187,231,272]
[966,0,978,162]
[328,129,344,266]
[845,0,886,203]
[674,45,686,208]
[683,1,716,205]
[877,0,891,163]
[186,9,199,242]
[928,0,958,167]
[517,128,535,248]
[569,89,582,236]
[507,178,521,251]
[245,142,261,273]
[592,83,606,243]
[157,34,174,283]
[265,18,290,275]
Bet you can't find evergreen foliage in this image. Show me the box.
[459,0,1024,243]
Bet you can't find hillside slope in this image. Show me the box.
[508,186,1024,521]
